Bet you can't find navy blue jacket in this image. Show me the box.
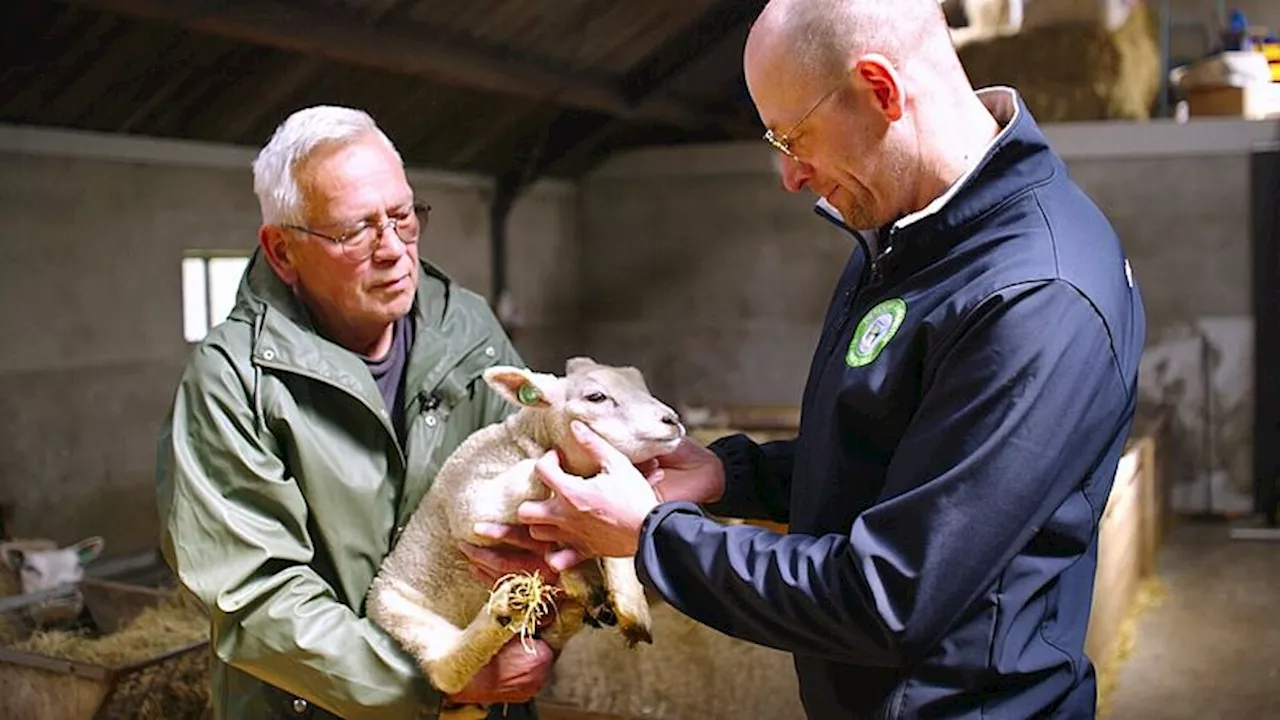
[635,90,1146,719]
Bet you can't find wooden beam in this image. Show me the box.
[537,0,766,178]
[620,0,768,103]
[214,0,411,142]
[56,0,722,129]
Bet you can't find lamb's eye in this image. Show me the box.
[584,392,608,403]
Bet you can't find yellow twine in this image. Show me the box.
[487,570,561,654]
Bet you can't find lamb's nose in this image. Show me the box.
[661,413,679,427]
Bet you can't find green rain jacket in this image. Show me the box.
[156,250,523,719]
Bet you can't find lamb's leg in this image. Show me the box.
[422,572,556,695]
[601,556,653,646]
[537,566,594,652]
[366,575,508,696]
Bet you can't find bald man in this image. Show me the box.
[483,1,1146,717]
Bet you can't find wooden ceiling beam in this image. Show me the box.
[56,0,725,129]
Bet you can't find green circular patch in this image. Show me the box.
[846,298,907,368]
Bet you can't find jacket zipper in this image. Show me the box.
[824,227,886,358]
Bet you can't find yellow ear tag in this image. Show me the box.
[517,383,541,406]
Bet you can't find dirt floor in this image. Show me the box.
[1106,518,1280,719]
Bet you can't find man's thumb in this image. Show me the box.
[570,420,625,470]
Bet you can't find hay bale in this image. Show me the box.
[6,592,207,667]
[1095,575,1169,719]
[958,2,1161,121]
[543,601,805,719]
[0,589,211,720]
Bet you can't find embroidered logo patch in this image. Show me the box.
[847,298,907,367]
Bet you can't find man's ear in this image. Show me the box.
[73,536,105,566]
[259,225,300,287]
[853,53,905,122]
[483,366,561,408]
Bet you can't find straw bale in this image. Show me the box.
[542,600,804,719]
[958,2,1161,121]
[1094,575,1169,718]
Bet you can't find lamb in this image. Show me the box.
[0,535,106,626]
[366,357,684,720]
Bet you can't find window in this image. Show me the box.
[183,253,251,342]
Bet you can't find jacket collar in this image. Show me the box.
[814,87,1061,278]
[228,249,459,414]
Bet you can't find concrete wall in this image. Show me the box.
[580,118,1280,514]
[0,125,577,558]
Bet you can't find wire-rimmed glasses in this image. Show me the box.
[284,202,431,262]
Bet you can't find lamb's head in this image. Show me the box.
[2,536,104,596]
[484,357,685,463]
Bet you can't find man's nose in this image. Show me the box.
[371,222,409,260]
[780,154,814,193]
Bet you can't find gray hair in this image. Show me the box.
[251,105,404,226]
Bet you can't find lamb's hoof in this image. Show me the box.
[619,621,653,647]
[608,591,654,647]
[582,584,618,628]
[487,572,559,638]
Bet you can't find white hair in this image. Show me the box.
[251,105,404,225]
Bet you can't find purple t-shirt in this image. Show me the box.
[362,314,413,444]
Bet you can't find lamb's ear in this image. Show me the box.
[72,536,105,566]
[1,544,23,572]
[483,366,558,408]
[565,357,600,376]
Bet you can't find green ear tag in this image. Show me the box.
[517,383,541,406]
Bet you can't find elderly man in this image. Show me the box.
[492,0,1146,718]
[156,106,552,719]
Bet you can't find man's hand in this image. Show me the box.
[644,437,727,506]
[445,636,555,706]
[458,524,560,586]
[517,421,662,560]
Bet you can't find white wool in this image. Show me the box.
[366,357,684,720]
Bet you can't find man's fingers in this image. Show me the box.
[472,522,548,552]
[457,542,560,583]
[547,546,587,571]
[534,450,580,497]
[569,420,629,472]
[527,524,568,544]
[517,497,568,525]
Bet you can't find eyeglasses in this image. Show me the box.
[763,83,843,160]
[284,203,431,262]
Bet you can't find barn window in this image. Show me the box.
[183,253,251,342]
